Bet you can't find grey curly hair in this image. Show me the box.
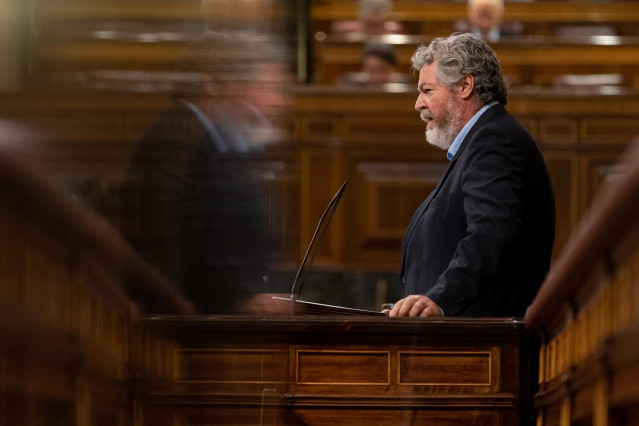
[411,33,508,105]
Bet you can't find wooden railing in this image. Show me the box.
[0,142,193,424]
[525,140,639,426]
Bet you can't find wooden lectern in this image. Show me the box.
[141,315,532,425]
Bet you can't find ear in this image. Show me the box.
[458,74,475,100]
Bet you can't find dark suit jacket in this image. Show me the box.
[400,104,555,317]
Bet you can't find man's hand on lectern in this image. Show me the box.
[387,295,443,317]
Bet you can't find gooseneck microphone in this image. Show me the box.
[290,180,348,301]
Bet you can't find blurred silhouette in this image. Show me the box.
[455,0,523,42]
[338,43,411,87]
[117,31,291,314]
[332,0,404,37]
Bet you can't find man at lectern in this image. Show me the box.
[389,33,555,318]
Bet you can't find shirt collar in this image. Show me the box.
[447,101,499,161]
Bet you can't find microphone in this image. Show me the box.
[290,180,348,301]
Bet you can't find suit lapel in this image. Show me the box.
[400,158,456,274]
[400,104,506,275]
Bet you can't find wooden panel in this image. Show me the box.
[539,118,579,144]
[346,160,447,268]
[516,116,539,140]
[179,349,288,383]
[398,351,492,386]
[143,316,527,425]
[299,115,340,142]
[299,149,344,266]
[293,408,504,426]
[344,114,424,144]
[296,350,390,385]
[581,117,639,145]
[543,151,578,258]
[355,161,445,235]
[20,115,125,143]
[578,152,624,215]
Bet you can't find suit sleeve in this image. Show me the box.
[425,125,527,315]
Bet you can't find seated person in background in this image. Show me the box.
[338,43,411,86]
[118,32,291,314]
[332,0,404,37]
[455,0,522,42]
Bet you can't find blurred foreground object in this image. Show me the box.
[0,119,194,424]
[117,31,293,314]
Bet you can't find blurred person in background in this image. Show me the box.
[455,0,523,42]
[118,31,291,314]
[332,0,404,36]
[339,43,410,86]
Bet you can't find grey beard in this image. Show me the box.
[422,102,462,151]
[426,116,461,151]
[426,127,454,151]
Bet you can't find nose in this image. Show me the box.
[415,93,426,112]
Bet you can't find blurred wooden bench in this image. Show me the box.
[312,0,639,37]
[313,34,639,87]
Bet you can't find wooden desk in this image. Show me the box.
[141,315,532,425]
